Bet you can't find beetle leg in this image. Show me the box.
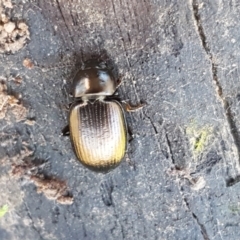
[61,103,72,112]
[116,78,122,88]
[121,101,144,112]
[62,125,70,136]
[127,127,134,142]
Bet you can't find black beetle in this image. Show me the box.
[63,60,142,172]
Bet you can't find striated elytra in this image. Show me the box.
[63,60,142,172]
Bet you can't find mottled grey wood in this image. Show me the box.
[1,0,240,240]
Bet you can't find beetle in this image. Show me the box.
[62,59,142,172]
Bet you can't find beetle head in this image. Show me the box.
[72,61,117,98]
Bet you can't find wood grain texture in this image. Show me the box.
[1,0,240,239]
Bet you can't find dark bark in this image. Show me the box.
[1,0,240,239]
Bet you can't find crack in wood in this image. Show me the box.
[183,198,210,240]
[24,202,45,240]
[114,211,126,239]
[226,175,240,187]
[142,112,163,155]
[143,112,158,134]
[110,0,141,106]
[55,0,75,49]
[175,170,210,239]
[165,131,175,165]
[191,0,240,184]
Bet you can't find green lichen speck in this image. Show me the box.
[228,204,240,214]
[0,205,8,218]
[193,130,209,153]
[186,121,213,156]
